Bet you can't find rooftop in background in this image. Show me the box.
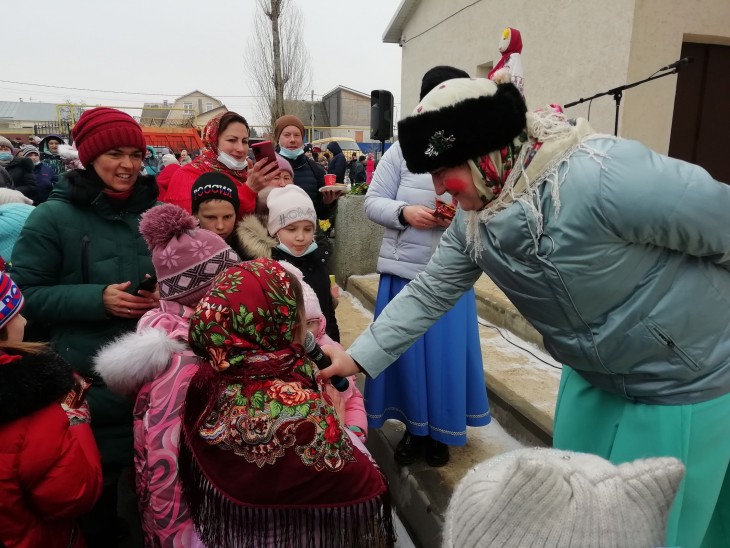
[0,101,61,121]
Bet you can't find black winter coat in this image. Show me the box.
[3,157,37,202]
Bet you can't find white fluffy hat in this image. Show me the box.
[443,448,684,548]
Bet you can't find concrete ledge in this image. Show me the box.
[340,279,560,548]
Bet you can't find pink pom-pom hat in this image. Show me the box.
[139,204,240,306]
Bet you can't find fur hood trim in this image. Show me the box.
[235,214,276,260]
[0,350,75,425]
[94,328,187,396]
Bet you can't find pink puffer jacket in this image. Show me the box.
[95,301,203,547]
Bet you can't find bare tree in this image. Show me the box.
[247,0,312,132]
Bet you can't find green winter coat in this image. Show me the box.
[11,169,159,467]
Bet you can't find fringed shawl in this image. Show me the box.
[180,259,394,547]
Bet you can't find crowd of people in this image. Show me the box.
[1,63,728,548]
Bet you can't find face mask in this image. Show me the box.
[0,152,12,162]
[33,160,41,166]
[217,150,248,170]
[276,241,317,257]
[278,147,303,160]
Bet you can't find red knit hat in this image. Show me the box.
[71,107,146,167]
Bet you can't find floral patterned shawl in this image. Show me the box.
[190,114,252,184]
[180,259,394,548]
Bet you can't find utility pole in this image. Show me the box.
[310,89,314,143]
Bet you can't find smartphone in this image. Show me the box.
[252,141,277,165]
[135,275,157,294]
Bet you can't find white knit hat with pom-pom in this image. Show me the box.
[139,203,240,305]
[443,448,684,548]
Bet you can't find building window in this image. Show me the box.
[204,102,213,113]
[183,102,194,116]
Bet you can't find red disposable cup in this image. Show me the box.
[324,174,336,186]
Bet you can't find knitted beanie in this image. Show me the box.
[0,136,12,149]
[278,261,326,339]
[71,107,146,167]
[139,204,240,306]
[17,145,40,158]
[275,153,294,177]
[0,203,34,262]
[266,185,317,235]
[443,448,685,548]
[0,271,24,331]
[398,78,526,174]
[190,172,240,214]
[273,115,305,143]
[161,153,179,167]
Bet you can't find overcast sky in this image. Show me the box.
[2,0,403,126]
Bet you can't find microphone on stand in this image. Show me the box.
[659,57,693,71]
[304,331,349,392]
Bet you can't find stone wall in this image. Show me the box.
[330,195,383,286]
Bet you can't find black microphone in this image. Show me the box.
[659,57,693,71]
[304,331,349,392]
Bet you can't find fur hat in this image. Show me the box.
[443,448,684,548]
[0,271,24,331]
[17,145,40,158]
[398,78,526,174]
[266,185,317,235]
[139,204,240,306]
[420,65,470,101]
[71,107,146,167]
[273,115,306,143]
[161,153,179,167]
[191,172,240,214]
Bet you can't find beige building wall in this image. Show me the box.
[167,92,223,121]
[395,0,729,154]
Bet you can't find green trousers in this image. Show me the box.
[553,366,730,548]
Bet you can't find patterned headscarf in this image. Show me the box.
[181,259,393,547]
[190,114,251,184]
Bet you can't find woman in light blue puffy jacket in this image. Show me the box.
[322,77,730,548]
[363,66,490,468]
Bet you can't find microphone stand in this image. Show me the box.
[564,67,681,136]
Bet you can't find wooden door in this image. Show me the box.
[668,42,730,183]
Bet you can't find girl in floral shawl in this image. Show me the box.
[179,258,394,548]
[163,112,279,216]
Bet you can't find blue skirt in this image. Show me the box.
[364,274,490,445]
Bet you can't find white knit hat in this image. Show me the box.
[266,185,317,236]
[443,448,684,548]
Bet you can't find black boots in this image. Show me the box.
[394,432,450,467]
[394,432,426,465]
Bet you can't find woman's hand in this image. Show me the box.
[247,158,281,193]
[403,205,450,229]
[103,281,158,319]
[319,345,363,380]
[322,189,346,205]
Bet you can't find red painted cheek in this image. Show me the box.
[444,177,468,193]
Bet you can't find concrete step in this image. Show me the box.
[337,274,561,548]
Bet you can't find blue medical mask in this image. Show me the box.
[0,152,12,162]
[278,147,303,160]
[276,241,318,257]
[217,150,248,171]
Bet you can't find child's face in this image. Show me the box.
[196,200,237,240]
[307,318,321,336]
[277,220,314,256]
